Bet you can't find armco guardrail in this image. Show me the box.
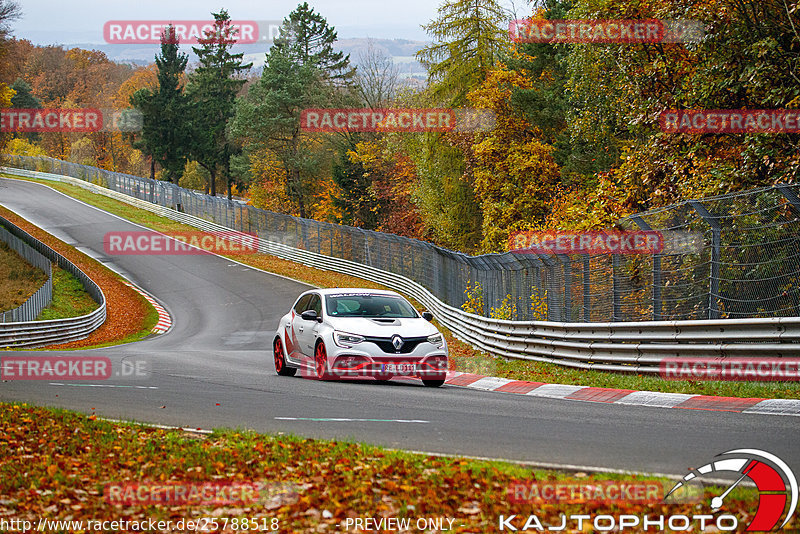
[0,224,53,322]
[6,154,800,323]
[3,165,798,372]
[0,213,105,348]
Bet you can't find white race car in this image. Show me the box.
[273,288,449,386]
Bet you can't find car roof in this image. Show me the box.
[306,288,403,297]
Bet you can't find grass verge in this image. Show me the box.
[36,265,99,320]
[0,402,774,533]
[5,173,800,399]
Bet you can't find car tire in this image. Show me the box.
[314,341,332,380]
[273,337,296,376]
[422,378,445,387]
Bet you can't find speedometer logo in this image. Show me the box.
[666,449,797,531]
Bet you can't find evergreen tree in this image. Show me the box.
[231,3,352,217]
[10,77,41,142]
[272,1,355,85]
[186,9,252,198]
[10,78,39,108]
[130,25,190,183]
[231,46,322,218]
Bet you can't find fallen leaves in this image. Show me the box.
[0,206,154,349]
[0,401,785,533]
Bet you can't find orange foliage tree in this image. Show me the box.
[467,64,561,252]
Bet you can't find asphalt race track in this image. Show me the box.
[1,176,798,478]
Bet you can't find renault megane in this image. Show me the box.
[273,288,449,386]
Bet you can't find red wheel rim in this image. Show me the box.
[315,343,326,378]
[274,339,284,372]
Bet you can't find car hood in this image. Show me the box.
[325,316,439,338]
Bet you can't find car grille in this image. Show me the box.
[363,336,428,354]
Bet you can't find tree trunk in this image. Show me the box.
[225,160,232,200]
[150,157,155,181]
[292,168,307,218]
[209,168,216,197]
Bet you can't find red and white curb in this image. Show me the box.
[443,372,800,417]
[121,281,171,334]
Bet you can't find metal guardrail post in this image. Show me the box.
[690,201,721,319]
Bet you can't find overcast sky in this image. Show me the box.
[13,0,532,45]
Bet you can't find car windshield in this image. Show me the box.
[325,294,419,318]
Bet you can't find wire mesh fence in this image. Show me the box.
[4,154,799,322]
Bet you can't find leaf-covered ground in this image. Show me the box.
[0,402,779,533]
[0,205,157,349]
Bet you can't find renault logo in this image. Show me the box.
[391,335,404,351]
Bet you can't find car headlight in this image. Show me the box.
[427,333,444,347]
[334,331,365,347]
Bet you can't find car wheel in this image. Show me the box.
[314,341,332,380]
[422,378,445,387]
[273,338,296,376]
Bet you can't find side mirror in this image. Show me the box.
[421,311,433,322]
[301,310,320,322]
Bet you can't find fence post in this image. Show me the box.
[689,201,721,319]
[612,254,621,321]
[558,254,571,321]
[631,216,662,320]
[582,255,591,321]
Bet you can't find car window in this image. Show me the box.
[325,294,418,318]
[293,294,312,313]
[308,294,322,316]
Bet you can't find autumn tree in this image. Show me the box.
[0,0,21,157]
[468,65,560,251]
[416,0,510,106]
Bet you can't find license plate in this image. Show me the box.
[382,363,415,374]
